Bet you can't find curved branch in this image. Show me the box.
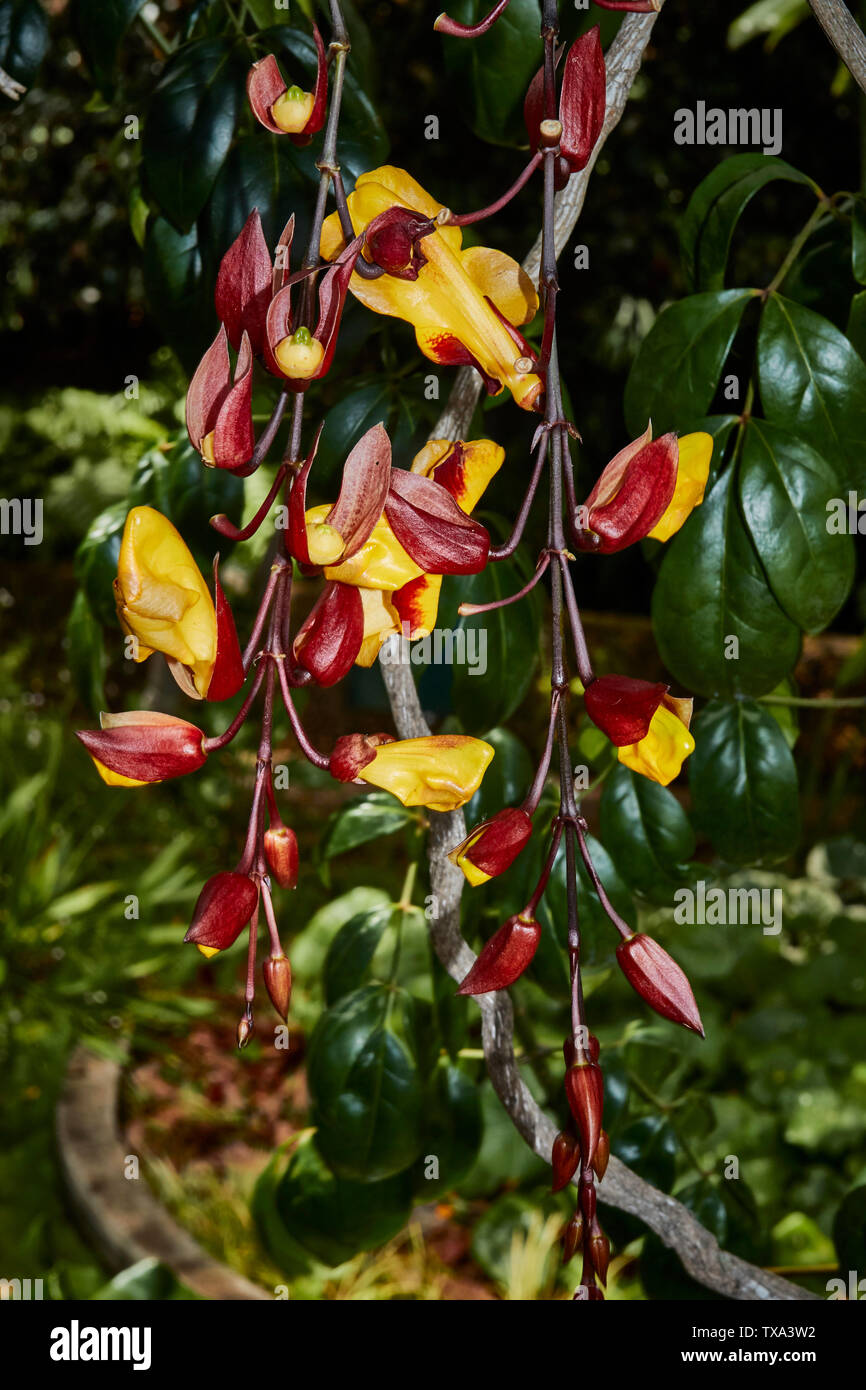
[807,0,866,94]
[379,2,816,1302]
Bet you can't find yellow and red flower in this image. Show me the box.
[575,426,712,554]
[247,27,328,144]
[330,731,494,812]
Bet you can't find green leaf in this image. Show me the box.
[727,0,810,52]
[142,215,211,372]
[464,727,533,825]
[130,438,244,555]
[91,1257,198,1300]
[413,1060,483,1199]
[315,383,393,480]
[323,904,393,1004]
[652,465,801,698]
[74,501,128,626]
[290,886,391,982]
[66,590,107,714]
[625,290,757,436]
[0,0,50,94]
[680,154,817,292]
[846,290,866,362]
[200,132,311,277]
[758,293,866,490]
[73,0,147,94]
[260,1134,412,1270]
[853,199,866,285]
[321,792,414,863]
[612,1114,679,1192]
[739,419,854,633]
[440,556,540,734]
[442,0,543,147]
[142,39,244,232]
[833,1185,866,1276]
[600,764,696,899]
[307,984,424,1181]
[689,699,800,864]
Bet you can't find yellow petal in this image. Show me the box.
[617,705,695,786]
[648,432,713,543]
[393,572,442,639]
[357,734,495,811]
[324,514,422,591]
[461,246,538,328]
[90,755,153,788]
[411,438,504,514]
[448,829,492,887]
[117,506,216,696]
[196,944,221,959]
[355,587,401,667]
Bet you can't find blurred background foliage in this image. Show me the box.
[0,0,864,1299]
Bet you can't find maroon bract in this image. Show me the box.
[329,732,394,782]
[583,673,668,746]
[457,913,541,995]
[207,557,245,703]
[247,27,328,144]
[263,954,293,1020]
[551,1130,581,1193]
[564,1061,604,1167]
[364,206,434,280]
[617,933,705,1036]
[575,430,679,553]
[264,825,299,891]
[292,581,364,686]
[448,807,533,882]
[76,712,207,784]
[559,27,606,173]
[214,209,273,355]
[385,469,490,575]
[184,871,260,952]
[186,326,255,473]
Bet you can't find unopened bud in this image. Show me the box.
[563,1210,584,1262]
[616,932,704,1036]
[237,1014,254,1049]
[593,1129,610,1181]
[551,1130,581,1193]
[364,206,433,281]
[587,1216,610,1286]
[264,824,299,891]
[263,954,292,1021]
[564,1061,604,1166]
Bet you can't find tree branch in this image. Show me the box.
[807,0,866,94]
[379,1,817,1301]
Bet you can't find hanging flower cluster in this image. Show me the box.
[76,0,711,1303]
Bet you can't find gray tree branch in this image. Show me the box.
[807,0,866,94]
[379,2,817,1301]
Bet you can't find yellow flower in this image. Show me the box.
[320,167,543,411]
[356,734,495,811]
[617,698,695,786]
[114,506,216,698]
[648,432,713,543]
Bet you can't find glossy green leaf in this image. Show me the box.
[143,39,243,232]
[74,501,127,626]
[73,0,147,93]
[0,0,49,94]
[315,383,393,481]
[846,290,866,363]
[625,290,757,436]
[66,590,107,715]
[833,1185,866,1277]
[739,419,854,633]
[853,199,866,285]
[130,438,244,556]
[758,293,866,489]
[600,764,696,899]
[441,556,541,734]
[260,1134,412,1269]
[413,1060,483,1199]
[200,133,311,277]
[323,904,393,1004]
[464,727,533,826]
[690,699,800,865]
[727,0,810,52]
[142,215,211,372]
[652,465,801,698]
[307,984,424,1181]
[680,153,817,293]
[442,0,543,147]
[321,793,415,863]
[612,1114,679,1192]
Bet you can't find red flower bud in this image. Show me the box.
[264,825,299,891]
[587,1216,610,1287]
[593,1129,610,1182]
[76,712,207,785]
[237,1014,254,1048]
[183,871,259,953]
[583,673,668,747]
[456,913,541,995]
[574,1280,604,1301]
[447,807,533,885]
[617,933,704,1036]
[575,429,678,554]
[564,1062,604,1166]
[364,206,433,280]
[551,1130,581,1194]
[292,581,363,687]
[559,27,606,174]
[263,954,292,1021]
[563,1209,584,1263]
[563,1033,600,1068]
[330,732,394,783]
